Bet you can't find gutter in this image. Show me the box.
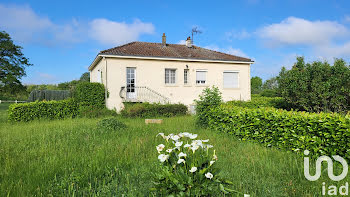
[89,54,254,71]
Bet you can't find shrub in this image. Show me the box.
[8,98,79,122]
[121,103,187,118]
[28,90,71,102]
[277,57,350,113]
[152,132,240,196]
[78,105,117,118]
[227,95,289,109]
[194,86,222,127]
[73,82,105,108]
[97,117,126,131]
[207,104,350,160]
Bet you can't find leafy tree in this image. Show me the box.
[0,31,32,95]
[251,76,262,94]
[80,72,90,82]
[277,56,350,113]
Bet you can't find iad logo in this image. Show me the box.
[304,150,348,181]
[304,150,349,196]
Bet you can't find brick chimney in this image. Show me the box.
[186,36,192,48]
[162,33,166,47]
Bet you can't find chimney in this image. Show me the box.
[186,36,192,48]
[162,33,166,47]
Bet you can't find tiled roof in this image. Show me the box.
[99,42,252,62]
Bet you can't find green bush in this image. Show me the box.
[194,86,222,127]
[121,103,187,118]
[73,82,105,108]
[277,57,350,113]
[207,104,350,160]
[97,117,126,131]
[28,90,71,102]
[78,105,117,118]
[8,99,79,122]
[227,95,289,109]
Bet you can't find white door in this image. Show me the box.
[126,68,136,99]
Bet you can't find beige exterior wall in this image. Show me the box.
[90,57,251,111]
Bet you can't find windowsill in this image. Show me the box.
[183,84,192,87]
[195,84,209,87]
[164,84,179,87]
[223,87,240,90]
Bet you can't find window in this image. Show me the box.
[165,69,176,84]
[223,71,239,88]
[184,69,189,84]
[196,70,207,84]
[97,69,102,83]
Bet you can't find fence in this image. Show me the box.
[0,100,26,104]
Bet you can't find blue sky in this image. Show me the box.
[1,0,350,84]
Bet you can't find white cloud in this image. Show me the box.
[316,42,350,58]
[345,16,350,23]
[225,29,251,41]
[204,45,250,58]
[89,19,155,46]
[0,3,155,46]
[258,17,349,47]
[177,40,186,45]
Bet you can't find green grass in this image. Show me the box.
[0,104,348,196]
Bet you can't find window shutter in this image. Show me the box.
[196,71,206,81]
[223,72,239,88]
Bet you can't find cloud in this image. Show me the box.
[225,29,251,41]
[316,42,350,58]
[177,40,186,45]
[89,19,155,46]
[345,15,350,23]
[0,3,155,46]
[258,17,349,47]
[204,45,250,58]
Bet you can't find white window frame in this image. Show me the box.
[196,70,207,85]
[223,71,239,89]
[165,69,176,84]
[184,69,189,85]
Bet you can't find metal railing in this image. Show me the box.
[120,86,170,104]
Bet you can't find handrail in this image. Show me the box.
[119,86,170,104]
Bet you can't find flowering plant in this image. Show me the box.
[151,132,238,196]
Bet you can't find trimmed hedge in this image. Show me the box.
[207,104,350,160]
[73,82,105,108]
[226,95,289,109]
[121,103,188,118]
[78,105,117,118]
[8,99,79,122]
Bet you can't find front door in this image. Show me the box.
[126,68,136,99]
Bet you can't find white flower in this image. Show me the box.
[157,133,165,138]
[175,141,183,147]
[182,132,191,138]
[189,167,197,173]
[205,172,213,179]
[178,152,187,158]
[183,144,191,148]
[202,139,209,142]
[210,161,215,166]
[206,145,213,149]
[213,154,218,160]
[177,158,185,164]
[158,154,169,162]
[166,149,173,153]
[171,135,180,141]
[191,140,203,148]
[191,145,200,153]
[156,144,165,153]
[189,134,198,139]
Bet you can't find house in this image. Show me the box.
[88,33,254,111]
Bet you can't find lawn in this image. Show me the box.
[0,104,348,196]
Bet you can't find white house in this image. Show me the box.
[89,34,254,111]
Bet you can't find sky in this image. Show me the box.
[0,0,350,84]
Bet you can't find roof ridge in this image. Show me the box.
[99,41,137,53]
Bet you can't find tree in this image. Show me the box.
[79,72,90,82]
[0,31,32,95]
[251,76,262,94]
[277,56,350,113]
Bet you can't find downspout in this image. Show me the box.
[104,57,108,107]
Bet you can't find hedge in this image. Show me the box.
[8,99,79,122]
[207,104,350,160]
[226,95,289,109]
[73,82,105,108]
[121,103,188,118]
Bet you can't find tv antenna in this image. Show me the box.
[191,27,202,44]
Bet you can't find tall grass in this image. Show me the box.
[0,105,348,196]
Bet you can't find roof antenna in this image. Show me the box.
[191,27,202,45]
